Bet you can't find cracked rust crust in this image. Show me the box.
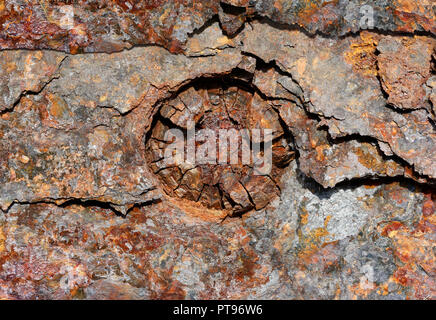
[0,21,435,213]
[0,0,434,53]
[145,76,294,214]
[0,1,435,300]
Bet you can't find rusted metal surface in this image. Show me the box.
[0,1,434,53]
[0,0,435,300]
[0,169,434,299]
[146,77,294,214]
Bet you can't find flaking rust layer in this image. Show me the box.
[0,1,435,300]
[0,0,434,53]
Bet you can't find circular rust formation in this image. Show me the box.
[146,78,294,214]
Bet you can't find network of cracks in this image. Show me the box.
[145,73,296,216]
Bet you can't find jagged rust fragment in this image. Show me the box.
[0,0,435,301]
[0,50,65,113]
[146,78,293,213]
[377,35,434,110]
[0,0,434,53]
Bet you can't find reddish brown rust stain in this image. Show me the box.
[0,1,434,53]
[146,77,294,215]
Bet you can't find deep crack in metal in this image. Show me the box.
[145,75,295,216]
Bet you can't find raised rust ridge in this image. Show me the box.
[0,0,435,300]
[0,1,434,53]
[146,75,294,215]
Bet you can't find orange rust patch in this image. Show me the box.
[297,224,331,261]
[381,221,404,237]
[422,194,435,217]
[104,225,164,253]
[165,196,228,222]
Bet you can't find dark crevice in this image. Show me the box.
[296,166,435,198]
[383,102,431,115]
[253,16,436,41]
[429,117,436,132]
[0,55,68,116]
[323,131,427,176]
[374,48,390,101]
[430,54,436,75]
[188,14,221,38]
[60,198,161,217]
[59,199,127,217]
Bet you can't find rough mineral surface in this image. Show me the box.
[0,0,435,53]
[0,1,435,300]
[146,77,294,213]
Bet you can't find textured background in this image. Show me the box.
[0,0,435,299]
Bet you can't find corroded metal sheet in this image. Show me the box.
[0,1,434,53]
[0,0,434,300]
